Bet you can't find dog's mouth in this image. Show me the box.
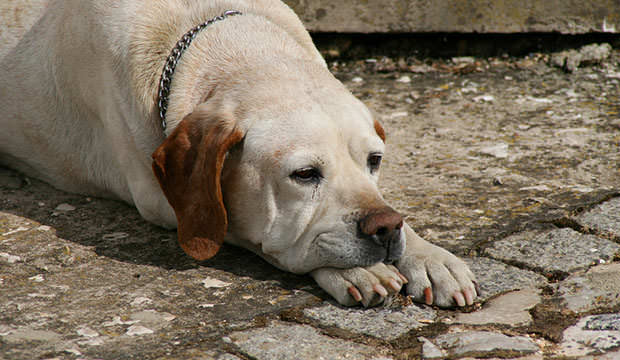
[312,221,405,270]
[382,241,405,265]
[383,249,397,264]
[359,226,405,264]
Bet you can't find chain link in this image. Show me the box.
[157,10,242,131]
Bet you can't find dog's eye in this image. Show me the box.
[368,153,382,173]
[291,167,321,184]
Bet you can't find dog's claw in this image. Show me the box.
[388,279,401,291]
[453,291,466,307]
[348,286,363,302]
[373,283,388,297]
[423,287,433,305]
[397,272,409,284]
[473,281,481,296]
[463,288,475,305]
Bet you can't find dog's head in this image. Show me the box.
[152,66,405,273]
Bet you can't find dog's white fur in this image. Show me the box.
[0,0,477,307]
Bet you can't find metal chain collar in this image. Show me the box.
[157,10,242,131]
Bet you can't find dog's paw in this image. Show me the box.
[311,263,408,307]
[396,235,477,308]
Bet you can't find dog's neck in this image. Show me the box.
[157,10,242,132]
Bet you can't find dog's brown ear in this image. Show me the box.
[151,106,243,260]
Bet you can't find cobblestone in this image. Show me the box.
[559,314,620,357]
[576,197,620,240]
[303,301,436,340]
[454,288,540,327]
[557,263,620,313]
[579,350,620,360]
[484,228,620,276]
[430,330,540,358]
[228,321,391,360]
[463,257,547,302]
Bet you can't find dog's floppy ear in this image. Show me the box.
[151,104,243,260]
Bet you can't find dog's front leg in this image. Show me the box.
[395,223,478,307]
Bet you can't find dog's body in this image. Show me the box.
[0,0,477,307]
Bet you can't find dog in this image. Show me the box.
[0,0,477,307]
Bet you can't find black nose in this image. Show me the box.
[358,207,403,249]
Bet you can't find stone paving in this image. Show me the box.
[1,46,620,359]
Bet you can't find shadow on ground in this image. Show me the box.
[0,166,317,295]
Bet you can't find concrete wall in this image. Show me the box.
[282,0,620,34]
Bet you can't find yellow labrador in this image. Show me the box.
[0,0,477,307]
